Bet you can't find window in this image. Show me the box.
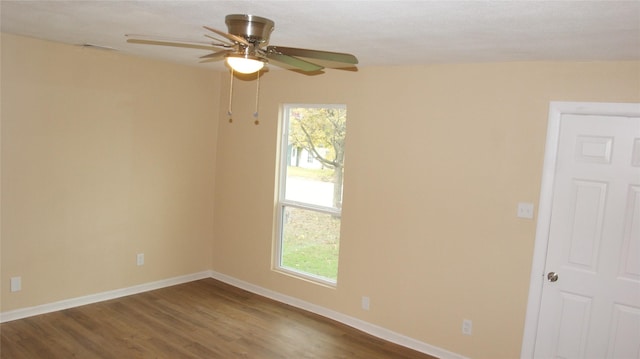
[275,104,347,285]
[306,151,314,164]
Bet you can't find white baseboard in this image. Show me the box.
[0,270,212,323]
[1,269,466,359]
[209,270,467,359]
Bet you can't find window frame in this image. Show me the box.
[274,103,347,286]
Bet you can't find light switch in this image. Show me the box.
[517,202,535,219]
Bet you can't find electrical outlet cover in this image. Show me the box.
[10,277,22,292]
[462,319,473,335]
[361,296,370,310]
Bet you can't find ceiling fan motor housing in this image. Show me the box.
[225,14,274,45]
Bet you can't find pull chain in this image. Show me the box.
[227,69,261,125]
[254,70,260,125]
[228,68,234,123]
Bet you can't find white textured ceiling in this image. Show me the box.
[1,0,639,71]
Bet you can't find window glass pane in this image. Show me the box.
[280,206,341,281]
[284,169,336,208]
[284,107,346,210]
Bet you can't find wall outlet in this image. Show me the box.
[462,319,473,335]
[10,276,22,292]
[361,296,370,311]
[136,253,145,266]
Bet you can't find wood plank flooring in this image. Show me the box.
[1,278,438,358]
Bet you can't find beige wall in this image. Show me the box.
[1,34,220,309]
[212,62,640,358]
[3,32,640,359]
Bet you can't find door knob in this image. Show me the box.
[547,272,559,282]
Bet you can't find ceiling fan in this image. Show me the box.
[126,14,359,74]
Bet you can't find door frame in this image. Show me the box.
[520,101,640,358]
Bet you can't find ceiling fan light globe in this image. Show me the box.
[226,56,264,74]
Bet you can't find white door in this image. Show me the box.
[533,112,640,358]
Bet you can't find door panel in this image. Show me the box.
[607,305,640,358]
[534,114,640,358]
[620,185,640,280]
[556,292,592,358]
[567,179,606,270]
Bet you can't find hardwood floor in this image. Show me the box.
[1,278,438,358]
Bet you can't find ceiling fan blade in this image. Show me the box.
[125,36,222,51]
[200,50,231,59]
[125,34,228,47]
[264,52,324,72]
[199,50,233,63]
[204,34,234,46]
[203,26,250,46]
[267,46,358,64]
